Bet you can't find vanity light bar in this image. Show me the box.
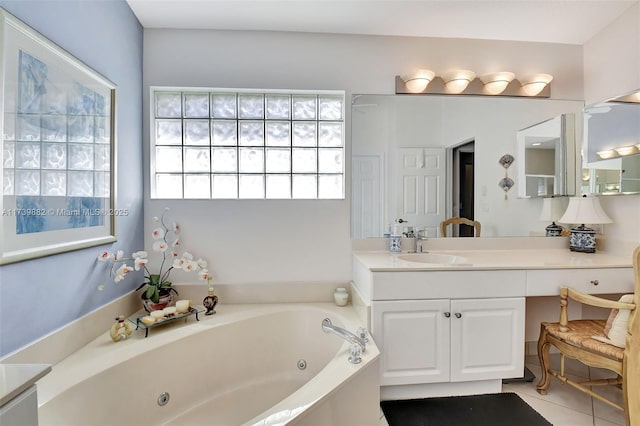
[396,71,552,97]
[597,144,639,159]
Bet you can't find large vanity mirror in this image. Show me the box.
[516,114,575,198]
[582,90,640,195]
[351,95,583,238]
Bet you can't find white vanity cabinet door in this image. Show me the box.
[372,300,450,386]
[449,297,525,382]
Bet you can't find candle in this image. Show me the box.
[176,299,190,313]
[150,310,165,319]
[141,315,156,325]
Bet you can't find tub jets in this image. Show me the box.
[321,318,368,364]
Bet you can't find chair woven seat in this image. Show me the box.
[536,245,640,425]
[543,319,623,361]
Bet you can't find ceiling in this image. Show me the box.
[126,0,638,45]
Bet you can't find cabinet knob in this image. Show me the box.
[455,313,462,319]
[444,312,451,318]
[591,280,599,286]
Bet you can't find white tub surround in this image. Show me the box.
[351,244,634,401]
[37,303,380,426]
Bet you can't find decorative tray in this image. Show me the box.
[129,306,204,337]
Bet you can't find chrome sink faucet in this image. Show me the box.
[416,229,428,253]
[322,318,367,363]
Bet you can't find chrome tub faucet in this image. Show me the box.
[321,318,367,364]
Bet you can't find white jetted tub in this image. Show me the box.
[36,303,380,426]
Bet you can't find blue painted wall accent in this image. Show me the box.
[0,0,143,357]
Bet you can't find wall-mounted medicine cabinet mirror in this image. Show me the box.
[516,114,576,198]
[582,89,640,195]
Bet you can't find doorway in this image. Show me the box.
[451,141,475,237]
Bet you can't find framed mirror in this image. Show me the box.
[516,113,576,198]
[351,94,584,238]
[582,89,640,195]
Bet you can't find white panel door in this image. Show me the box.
[449,297,525,382]
[373,299,450,386]
[352,155,383,238]
[396,148,445,237]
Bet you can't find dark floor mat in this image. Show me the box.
[380,392,552,426]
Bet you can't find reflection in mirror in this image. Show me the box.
[351,95,583,238]
[582,89,640,195]
[516,114,576,198]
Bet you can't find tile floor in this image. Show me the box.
[379,354,626,426]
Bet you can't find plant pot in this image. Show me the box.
[142,291,174,313]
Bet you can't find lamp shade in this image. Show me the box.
[480,72,515,95]
[402,69,435,93]
[443,70,476,94]
[539,197,567,222]
[520,73,553,96]
[558,196,613,225]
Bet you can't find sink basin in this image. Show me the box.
[397,253,468,265]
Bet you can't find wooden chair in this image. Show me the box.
[536,245,640,425]
[439,217,481,237]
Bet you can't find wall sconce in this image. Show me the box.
[443,70,476,94]
[480,72,515,95]
[520,74,554,96]
[539,196,568,237]
[559,195,613,253]
[401,69,435,93]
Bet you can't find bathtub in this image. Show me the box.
[36,303,380,426]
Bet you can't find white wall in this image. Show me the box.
[144,29,586,285]
[584,2,640,252]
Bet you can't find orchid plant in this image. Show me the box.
[97,208,210,303]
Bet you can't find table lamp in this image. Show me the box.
[539,196,567,237]
[558,195,613,253]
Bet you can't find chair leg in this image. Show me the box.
[536,323,552,395]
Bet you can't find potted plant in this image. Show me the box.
[98,208,210,312]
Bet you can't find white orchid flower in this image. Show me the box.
[183,260,197,272]
[152,241,168,252]
[132,251,148,259]
[182,252,193,261]
[196,258,207,269]
[97,251,112,262]
[114,264,133,282]
[173,222,180,234]
[134,257,148,271]
[152,227,165,240]
[152,216,159,222]
[172,238,180,247]
[114,250,124,261]
[198,269,210,281]
[173,258,186,269]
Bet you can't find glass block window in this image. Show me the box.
[150,88,345,199]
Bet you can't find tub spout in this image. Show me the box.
[322,318,367,354]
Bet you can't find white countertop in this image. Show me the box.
[0,363,51,406]
[353,249,633,272]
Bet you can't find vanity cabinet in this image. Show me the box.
[372,297,525,386]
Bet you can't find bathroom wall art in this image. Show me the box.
[499,154,515,199]
[0,7,117,264]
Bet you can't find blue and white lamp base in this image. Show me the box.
[568,225,597,253]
